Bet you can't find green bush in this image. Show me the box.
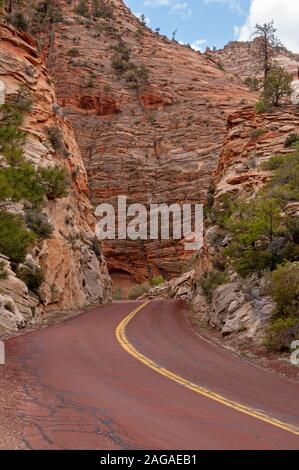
[244,77,261,91]
[113,287,123,301]
[0,261,8,281]
[268,262,299,318]
[262,152,299,203]
[262,155,285,171]
[0,163,46,205]
[0,103,26,166]
[16,265,45,295]
[225,196,288,275]
[264,316,299,352]
[111,57,129,73]
[255,99,270,114]
[200,270,229,301]
[74,0,90,17]
[92,0,114,19]
[251,128,266,139]
[67,48,80,57]
[46,126,63,150]
[9,87,33,112]
[38,166,70,200]
[263,66,293,108]
[0,211,36,264]
[0,103,23,127]
[284,133,299,148]
[7,12,29,31]
[150,276,164,286]
[128,283,150,300]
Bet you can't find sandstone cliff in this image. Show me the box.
[192,105,299,342]
[14,0,255,286]
[144,103,299,345]
[0,22,111,331]
[206,40,299,83]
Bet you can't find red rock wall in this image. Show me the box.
[0,22,112,312]
[22,0,256,283]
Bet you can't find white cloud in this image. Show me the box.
[236,0,299,53]
[169,2,192,18]
[144,0,171,5]
[204,0,245,15]
[144,0,192,19]
[191,39,207,52]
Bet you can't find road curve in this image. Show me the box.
[5,300,299,450]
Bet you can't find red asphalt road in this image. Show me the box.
[5,300,299,450]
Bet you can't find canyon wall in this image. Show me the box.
[0,22,111,331]
[207,40,299,82]
[145,104,299,344]
[21,0,255,284]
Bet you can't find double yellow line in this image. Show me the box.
[116,301,299,437]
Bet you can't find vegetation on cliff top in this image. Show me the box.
[250,22,293,111]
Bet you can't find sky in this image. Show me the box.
[124,0,299,53]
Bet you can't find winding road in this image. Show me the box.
[6,300,299,449]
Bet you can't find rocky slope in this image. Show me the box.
[0,22,111,331]
[14,0,255,286]
[145,104,299,344]
[194,105,299,340]
[206,40,299,83]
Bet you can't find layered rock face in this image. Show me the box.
[23,0,255,283]
[0,23,111,330]
[192,105,299,341]
[146,103,299,342]
[207,40,299,82]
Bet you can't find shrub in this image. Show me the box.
[224,198,283,275]
[25,211,54,239]
[200,270,229,301]
[103,83,111,94]
[92,236,101,256]
[0,163,46,205]
[16,265,45,295]
[251,128,266,139]
[0,261,8,281]
[38,166,70,200]
[244,77,261,91]
[74,0,90,17]
[0,211,36,264]
[92,0,114,19]
[268,262,299,318]
[262,155,285,171]
[150,276,164,286]
[112,57,129,73]
[113,287,123,300]
[284,133,299,148]
[128,283,150,300]
[263,66,293,108]
[0,103,23,127]
[264,316,299,352]
[7,12,29,31]
[255,99,270,114]
[67,48,80,57]
[9,87,33,112]
[0,103,26,166]
[262,152,299,203]
[46,126,66,153]
[148,113,156,125]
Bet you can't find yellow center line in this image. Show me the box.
[116,301,299,437]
